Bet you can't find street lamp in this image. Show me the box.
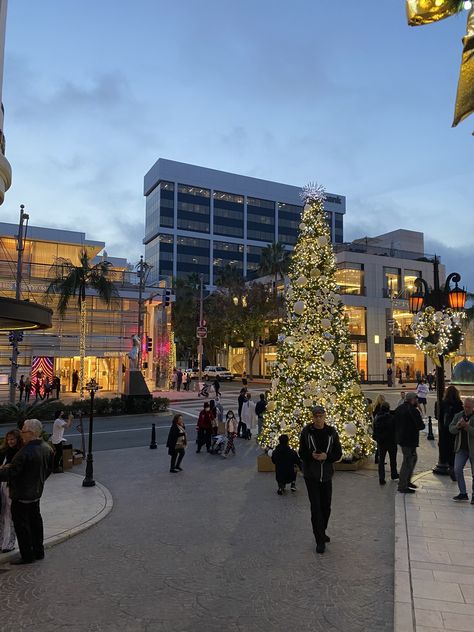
[409,257,466,475]
[82,378,102,487]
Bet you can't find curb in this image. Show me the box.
[0,472,113,565]
[393,469,431,632]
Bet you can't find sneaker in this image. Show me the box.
[324,535,331,543]
[277,488,283,496]
[453,493,469,501]
[169,469,178,473]
[391,474,399,480]
[175,467,183,471]
[398,488,415,494]
[316,543,325,554]
[408,483,418,489]
[291,483,296,492]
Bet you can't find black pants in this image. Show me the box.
[53,443,63,471]
[237,421,247,438]
[11,499,44,562]
[377,443,398,482]
[304,478,332,545]
[170,449,185,470]
[399,446,417,490]
[196,429,211,452]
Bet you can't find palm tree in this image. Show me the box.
[258,242,291,313]
[46,250,118,396]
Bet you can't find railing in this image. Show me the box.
[335,242,435,263]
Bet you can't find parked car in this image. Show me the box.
[203,366,234,381]
[185,368,199,379]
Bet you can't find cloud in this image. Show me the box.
[424,238,474,292]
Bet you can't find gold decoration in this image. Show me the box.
[406,1,474,128]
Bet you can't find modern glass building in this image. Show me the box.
[143,159,346,285]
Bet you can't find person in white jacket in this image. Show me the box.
[240,393,256,440]
[416,380,429,416]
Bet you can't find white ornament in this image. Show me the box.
[299,222,306,230]
[421,329,429,338]
[267,401,276,411]
[434,311,444,322]
[293,300,305,315]
[303,398,313,407]
[321,318,331,329]
[293,409,301,417]
[317,236,328,247]
[296,276,308,287]
[311,268,321,279]
[287,356,295,366]
[344,422,357,437]
[323,351,335,365]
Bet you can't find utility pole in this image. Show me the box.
[9,205,29,403]
[136,256,151,371]
[197,275,204,380]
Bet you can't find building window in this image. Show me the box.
[335,263,364,295]
[177,184,210,233]
[213,241,244,280]
[391,308,414,338]
[334,213,343,243]
[278,202,302,246]
[404,269,421,295]
[344,306,366,336]
[384,267,401,296]
[247,197,275,242]
[246,245,264,279]
[177,236,210,283]
[213,190,244,238]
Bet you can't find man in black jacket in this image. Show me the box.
[0,418,53,564]
[299,406,342,554]
[395,392,425,494]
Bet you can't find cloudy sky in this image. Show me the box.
[2,1,473,288]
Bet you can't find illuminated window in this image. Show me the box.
[344,306,366,336]
[404,269,421,294]
[392,309,414,338]
[336,263,364,295]
[384,267,401,296]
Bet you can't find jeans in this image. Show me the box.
[11,499,44,562]
[304,478,332,545]
[399,446,417,490]
[453,449,474,496]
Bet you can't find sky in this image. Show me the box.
[2,1,473,289]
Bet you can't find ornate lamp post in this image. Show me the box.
[409,257,466,475]
[82,378,102,487]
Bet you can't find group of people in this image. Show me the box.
[0,419,54,564]
[17,374,62,402]
[170,368,192,392]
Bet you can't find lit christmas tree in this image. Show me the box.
[259,184,374,461]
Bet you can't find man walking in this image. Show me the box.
[449,397,474,502]
[299,406,342,554]
[395,392,425,494]
[0,418,53,565]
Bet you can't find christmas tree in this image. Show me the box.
[258,184,374,461]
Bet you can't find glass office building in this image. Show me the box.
[144,159,346,285]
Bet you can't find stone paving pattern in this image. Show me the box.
[1,438,394,632]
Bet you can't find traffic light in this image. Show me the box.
[384,337,392,353]
[147,337,153,352]
[164,289,172,307]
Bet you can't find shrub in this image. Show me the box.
[110,397,124,415]
[93,397,110,416]
[152,397,169,413]
[0,400,65,427]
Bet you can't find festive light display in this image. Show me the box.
[258,185,374,461]
[411,306,464,365]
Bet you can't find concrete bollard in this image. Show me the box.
[149,423,157,449]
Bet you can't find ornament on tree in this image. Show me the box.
[311,268,321,279]
[293,300,305,315]
[344,422,357,437]
[323,351,335,365]
[321,318,331,329]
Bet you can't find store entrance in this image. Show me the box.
[55,356,121,393]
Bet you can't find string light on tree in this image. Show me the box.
[258,183,374,461]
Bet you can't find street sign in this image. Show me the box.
[200,319,207,327]
[196,326,207,338]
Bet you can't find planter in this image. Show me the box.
[335,459,366,471]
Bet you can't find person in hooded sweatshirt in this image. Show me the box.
[271,434,301,495]
[373,401,399,485]
[299,405,342,555]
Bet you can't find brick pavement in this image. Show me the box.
[1,439,394,632]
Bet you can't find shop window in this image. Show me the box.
[344,306,366,336]
[336,263,364,295]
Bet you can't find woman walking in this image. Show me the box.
[166,414,187,473]
[0,429,22,552]
[223,410,237,457]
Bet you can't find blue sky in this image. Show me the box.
[2,1,473,289]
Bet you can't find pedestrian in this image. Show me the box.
[405,364,410,381]
[395,392,425,494]
[18,376,25,402]
[255,393,267,436]
[299,406,342,554]
[237,388,247,437]
[44,377,51,400]
[241,393,256,440]
[50,410,73,473]
[196,402,212,453]
[213,377,221,400]
[449,397,474,502]
[171,368,177,390]
[373,402,399,485]
[176,368,183,392]
[0,418,54,565]
[427,372,434,391]
[71,369,79,393]
[181,370,188,392]
[372,395,386,464]
[34,378,41,400]
[242,370,248,388]
[223,410,237,457]
[166,414,187,473]
[395,391,406,408]
[271,434,302,495]
[438,385,464,480]
[387,366,393,388]
[53,375,61,399]
[0,429,22,553]
[416,380,429,416]
[415,369,422,383]
[209,399,218,436]
[24,376,31,402]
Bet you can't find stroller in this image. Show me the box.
[209,434,227,455]
[198,382,210,398]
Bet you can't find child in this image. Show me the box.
[271,434,302,495]
[223,410,237,457]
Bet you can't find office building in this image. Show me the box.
[143,159,346,285]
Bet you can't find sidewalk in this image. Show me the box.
[0,469,113,565]
[395,467,474,631]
